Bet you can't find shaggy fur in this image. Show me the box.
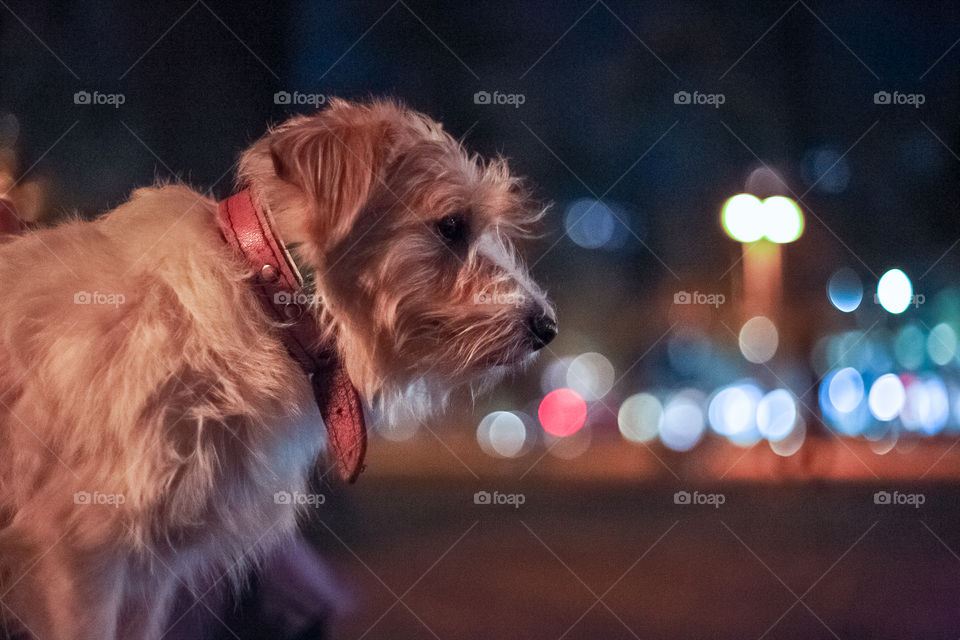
[0,99,554,639]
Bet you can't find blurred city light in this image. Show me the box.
[868,374,906,421]
[877,268,913,314]
[538,388,587,437]
[564,198,630,250]
[477,411,528,458]
[802,146,851,194]
[721,193,804,243]
[618,393,662,443]
[827,267,863,312]
[827,367,865,413]
[893,324,926,370]
[566,352,615,401]
[762,196,804,243]
[769,417,806,456]
[756,389,798,440]
[927,322,957,366]
[739,316,779,363]
[707,383,761,437]
[659,390,706,451]
[722,194,764,242]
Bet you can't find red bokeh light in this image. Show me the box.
[538,388,587,437]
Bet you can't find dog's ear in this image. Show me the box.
[268,100,395,244]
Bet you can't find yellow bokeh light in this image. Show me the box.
[721,193,764,242]
[721,193,804,244]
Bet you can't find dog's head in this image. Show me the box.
[240,99,555,416]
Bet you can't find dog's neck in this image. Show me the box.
[216,187,367,482]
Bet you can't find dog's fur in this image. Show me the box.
[0,99,553,639]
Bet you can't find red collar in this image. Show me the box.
[217,189,367,483]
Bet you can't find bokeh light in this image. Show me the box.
[618,393,662,443]
[927,322,957,366]
[901,376,949,435]
[739,316,779,363]
[659,390,706,451]
[538,388,587,437]
[721,194,764,242]
[868,374,906,421]
[564,198,629,250]
[827,367,865,413]
[827,267,863,312]
[477,411,528,458]
[802,146,851,194]
[707,383,761,438]
[893,324,926,370]
[762,196,804,243]
[769,417,807,456]
[756,389,797,441]
[877,269,913,314]
[566,352,615,401]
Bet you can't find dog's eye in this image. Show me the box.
[436,215,467,245]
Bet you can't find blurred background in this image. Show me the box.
[3,1,960,638]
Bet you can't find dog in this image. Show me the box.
[0,98,556,639]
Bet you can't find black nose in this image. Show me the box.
[527,314,558,350]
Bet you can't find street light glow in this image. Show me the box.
[721,193,804,244]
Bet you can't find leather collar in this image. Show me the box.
[217,189,367,483]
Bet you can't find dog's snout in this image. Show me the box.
[526,313,558,350]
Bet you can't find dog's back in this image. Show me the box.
[0,185,319,639]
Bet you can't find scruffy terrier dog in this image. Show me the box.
[0,99,556,639]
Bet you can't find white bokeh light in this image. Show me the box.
[877,269,913,314]
[756,389,797,441]
[618,393,662,443]
[476,411,528,458]
[659,391,706,452]
[739,316,779,364]
[868,374,906,421]
[566,352,615,401]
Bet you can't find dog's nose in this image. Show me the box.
[526,313,558,350]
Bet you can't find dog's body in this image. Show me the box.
[0,99,555,638]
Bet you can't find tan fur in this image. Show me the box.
[0,99,553,639]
